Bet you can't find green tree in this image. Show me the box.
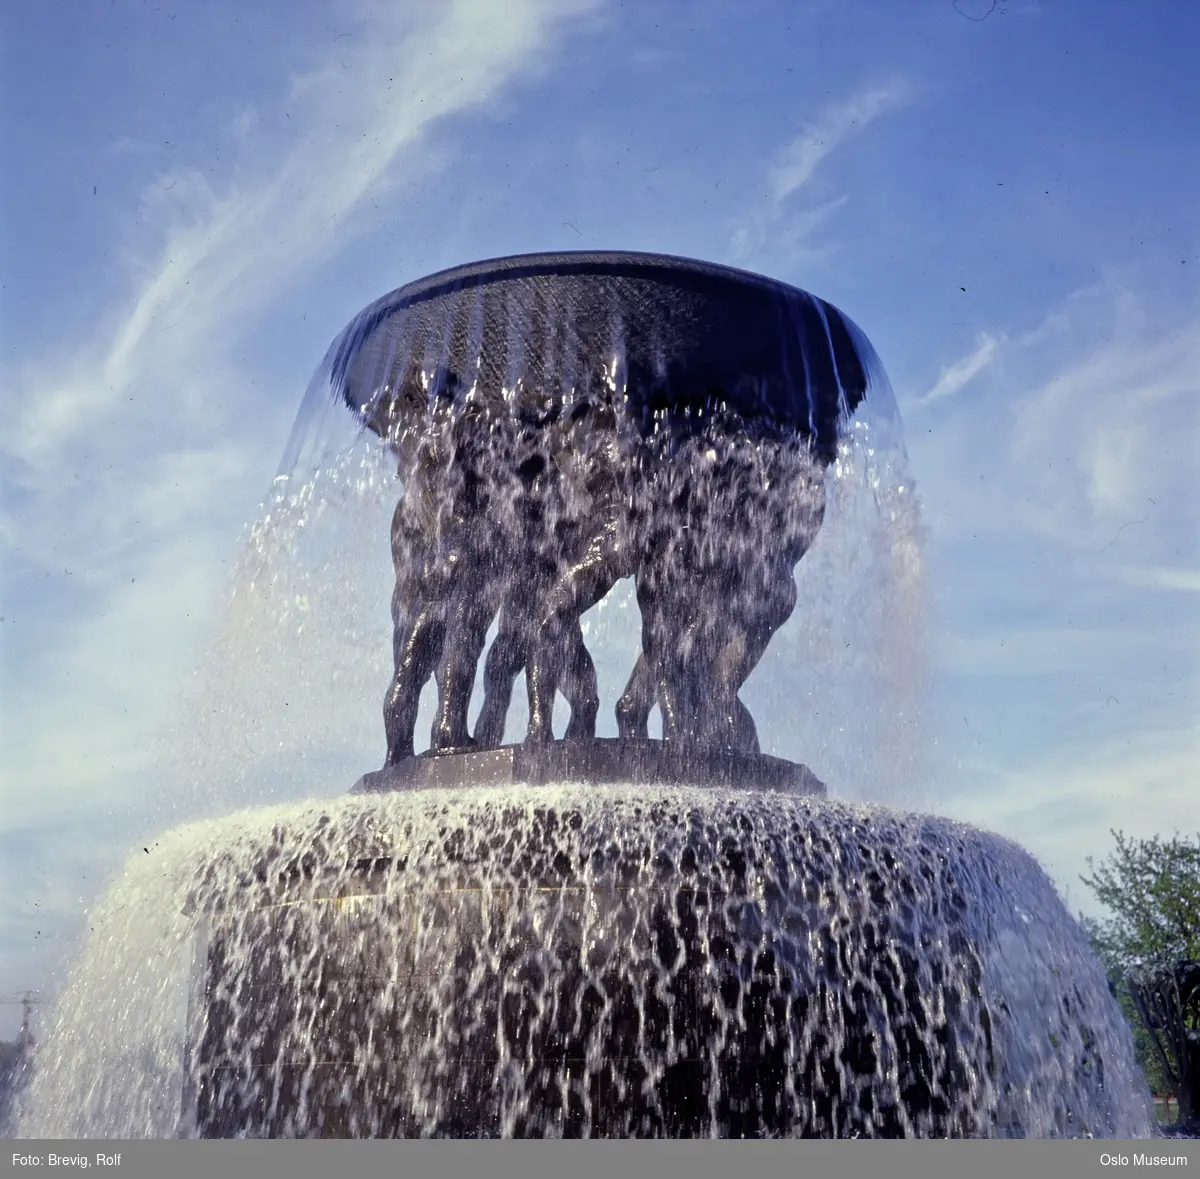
[1080,830,1200,1117]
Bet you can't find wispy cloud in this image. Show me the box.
[730,80,909,266]
[5,0,599,476]
[936,622,1167,679]
[0,0,599,820]
[940,723,1200,916]
[1113,564,1200,593]
[911,281,1198,855]
[1008,292,1200,548]
[914,331,1003,407]
[767,82,910,206]
[912,280,1200,555]
[0,0,603,1032]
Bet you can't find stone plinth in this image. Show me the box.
[351,739,826,796]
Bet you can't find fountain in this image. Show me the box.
[20,252,1154,1139]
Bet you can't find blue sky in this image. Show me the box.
[1,0,1197,1035]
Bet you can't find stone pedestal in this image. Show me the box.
[352,739,826,796]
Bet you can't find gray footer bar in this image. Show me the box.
[5,1141,1198,1179]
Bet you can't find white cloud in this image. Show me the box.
[1007,290,1200,545]
[1113,564,1200,593]
[0,0,604,1025]
[915,331,1003,407]
[936,623,1165,679]
[910,282,1198,861]
[767,82,909,206]
[729,80,909,266]
[0,0,600,819]
[911,281,1200,559]
[3,529,236,827]
[940,723,1200,917]
[5,0,600,473]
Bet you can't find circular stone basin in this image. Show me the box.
[329,250,882,463]
[184,784,1150,1139]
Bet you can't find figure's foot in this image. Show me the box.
[733,699,760,754]
[564,699,599,742]
[615,697,649,740]
[472,707,505,751]
[384,742,414,768]
[523,718,555,746]
[430,723,477,755]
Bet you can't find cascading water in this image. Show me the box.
[18,253,1154,1138]
[22,789,1152,1138]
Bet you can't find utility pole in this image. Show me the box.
[0,991,40,1130]
[18,991,36,1054]
[1,992,41,1050]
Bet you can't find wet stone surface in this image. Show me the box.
[181,787,1149,1139]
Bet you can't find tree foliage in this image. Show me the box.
[1082,831,1200,970]
[1080,830,1200,1117]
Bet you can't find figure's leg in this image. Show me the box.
[525,642,560,745]
[559,620,600,740]
[714,560,797,754]
[527,524,625,744]
[686,618,728,746]
[648,579,737,747]
[657,633,695,740]
[698,665,759,752]
[390,572,413,674]
[636,574,690,743]
[615,653,654,739]
[473,610,528,750]
[704,617,748,750]
[733,698,759,753]
[431,565,504,752]
[383,602,446,764]
[382,514,437,764]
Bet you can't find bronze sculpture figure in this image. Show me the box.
[333,251,871,773]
